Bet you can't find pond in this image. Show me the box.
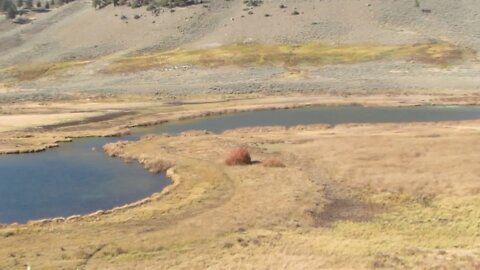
[1,105,479,223]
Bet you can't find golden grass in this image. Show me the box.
[314,192,480,268]
[105,41,474,73]
[1,118,480,269]
[3,42,473,81]
[339,192,480,246]
[5,60,92,81]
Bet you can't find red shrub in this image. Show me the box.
[262,159,286,168]
[225,147,252,166]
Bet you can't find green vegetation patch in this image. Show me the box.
[312,192,480,268]
[0,0,18,19]
[5,59,92,81]
[338,193,480,246]
[4,41,474,81]
[105,41,475,74]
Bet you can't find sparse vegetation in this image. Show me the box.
[105,41,472,74]
[225,147,252,166]
[12,16,30,23]
[244,0,262,7]
[6,4,16,18]
[0,0,17,18]
[7,59,93,80]
[0,0,73,19]
[0,230,15,238]
[94,0,202,10]
[144,158,173,173]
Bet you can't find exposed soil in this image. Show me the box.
[40,110,134,130]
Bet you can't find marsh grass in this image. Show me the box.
[6,59,92,81]
[4,42,473,80]
[105,41,474,73]
[334,192,480,248]
[305,192,480,267]
[0,230,15,238]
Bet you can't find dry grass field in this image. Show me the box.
[1,0,480,268]
[0,94,479,269]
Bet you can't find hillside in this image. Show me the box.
[1,2,480,269]
[0,0,480,101]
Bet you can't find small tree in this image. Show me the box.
[44,1,49,8]
[244,0,262,7]
[0,0,8,11]
[25,0,33,8]
[6,4,17,18]
[16,0,23,7]
[36,1,41,7]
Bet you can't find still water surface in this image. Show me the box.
[1,106,479,223]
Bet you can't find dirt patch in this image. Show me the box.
[313,196,383,227]
[40,111,135,130]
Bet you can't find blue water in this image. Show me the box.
[0,137,167,223]
[1,105,480,223]
[134,105,480,134]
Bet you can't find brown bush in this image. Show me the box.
[262,159,286,168]
[225,147,252,166]
[144,158,174,173]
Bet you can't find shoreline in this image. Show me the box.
[0,110,479,268]
[1,93,480,227]
[1,117,479,227]
[2,93,480,155]
[0,165,181,228]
